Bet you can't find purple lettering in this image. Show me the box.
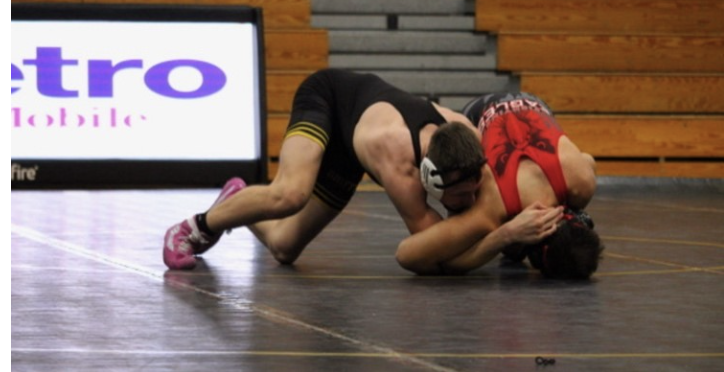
[15,48,228,99]
[144,60,226,99]
[11,64,23,94]
[88,60,143,97]
[23,47,78,97]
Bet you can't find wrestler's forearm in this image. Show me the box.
[396,214,489,275]
[439,224,513,274]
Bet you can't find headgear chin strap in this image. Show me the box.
[420,157,445,200]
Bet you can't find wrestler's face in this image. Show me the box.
[439,175,481,214]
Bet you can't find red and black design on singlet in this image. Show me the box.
[476,93,568,216]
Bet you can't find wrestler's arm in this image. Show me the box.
[567,152,597,210]
[382,169,444,234]
[396,204,491,275]
[439,223,514,275]
[440,202,563,274]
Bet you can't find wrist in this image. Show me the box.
[499,223,516,246]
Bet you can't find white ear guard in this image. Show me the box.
[420,157,445,200]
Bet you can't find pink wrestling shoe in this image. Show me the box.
[163,177,247,270]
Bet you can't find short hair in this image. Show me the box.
[526,211,604,280]
[426,121,485,183]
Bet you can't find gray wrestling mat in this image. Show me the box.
[11,177,724,371]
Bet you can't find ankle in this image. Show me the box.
[194,213,218,236]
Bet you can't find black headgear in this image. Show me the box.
[525,207,595,271]
[420,157,484,200]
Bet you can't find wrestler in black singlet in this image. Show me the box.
[285,68,447,210]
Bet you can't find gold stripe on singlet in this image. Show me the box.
[285,122,329,149]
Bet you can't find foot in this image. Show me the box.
[163,177,247,270]
[163,218,207,270]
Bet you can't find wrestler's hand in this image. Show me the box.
[502,202,563,245]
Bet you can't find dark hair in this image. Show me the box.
[527,215,604,280]
[427,121,485,182]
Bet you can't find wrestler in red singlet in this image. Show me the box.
[464,93,568,216]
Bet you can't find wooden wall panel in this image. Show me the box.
[498,34,724,73]
[265,30,328,70]
[476,0,724,35]
[594,161,724,178]
[266,114,289,159]
[266,72,313,113]
[520,73,724,113]
[557,115,724,157]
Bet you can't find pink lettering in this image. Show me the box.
[11,107,144,128]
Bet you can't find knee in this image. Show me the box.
[266,240,305,265]
[270,249,302,265]
[265,187,310,219]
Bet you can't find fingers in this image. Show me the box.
[509,203,565,244]
[536,206,563,239]
[539,220,559,240]
[526,201,547,210]
[526,201,564,215]
[545,205,564,224]
[532,205,563,226]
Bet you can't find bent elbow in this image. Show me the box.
[396,243,442,276]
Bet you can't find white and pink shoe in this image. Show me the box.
[163,177,247,270]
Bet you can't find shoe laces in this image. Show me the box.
[188,229,213,246]
[173,227,211,255]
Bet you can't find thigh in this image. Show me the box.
[274,70,337,191]
[273,135,325,194]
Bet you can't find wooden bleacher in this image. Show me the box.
[497,34,724,73]
[519,73,724,113]
[13,0,327,181]
[476,0,724,178]
[476,0,723,35]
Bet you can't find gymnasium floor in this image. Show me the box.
[10,177,724,371]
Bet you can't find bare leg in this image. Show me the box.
[206,135,324,232]
[163,134,327,270]
[248,196,340,264]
